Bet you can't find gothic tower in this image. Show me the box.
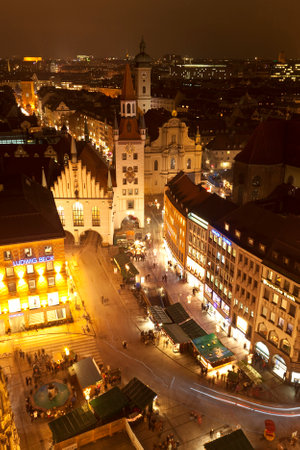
[134,37,152,114]
[113,64,145,229]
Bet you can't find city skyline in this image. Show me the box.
[1,0,300,59]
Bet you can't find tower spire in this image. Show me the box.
[71,136,77,163]
[121,64,136,101]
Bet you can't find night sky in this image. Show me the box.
[2,0,300,59]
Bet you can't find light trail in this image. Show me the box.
[191,385,300,417]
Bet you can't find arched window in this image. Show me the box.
[127,103,131,114]
[92,206,100,226]
[57,206,65,226]
[187,158,191,169]
[268,330,279,346]
[281,338,291,355]
[258,322,267,338]
[170,158,175,170]
[73,202,84,227]
[142,86,146,94]
[252,175,262,187]
[122,104,125,114]
[154,160,158,171]
[132,103,135,114]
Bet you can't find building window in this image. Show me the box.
[8,297,20,312]
[142,86,146,94]
[127,200,134,209]
[122,189,126,195]
[6,267,14,277]
[4,250,12,260]
[286,323,293,336]
[128,189,133,195]
[92,206,100,226]
[224,223,229,231]
[48,277,55,287]
[263,288,270,300]
[170,158,175,170]
[46,260,54,271]
[73,202,84,227]
[154,160,158,171]
[44,245,53,255]
[133,166,138,172]
[123,178,127,185]
[252,175,262,186]
[122,153,127,160]
[28,279,36,290]
[289,303,296,317]
[57,206,65,226]
[248,237,254,246]
[24,248,32,258]
[281,298,287,310]
[293,285,299,297]
[48,292,59,306]
[235,230,241,239]
[27,265,34,274]
[281,338,291,355]
[259,243,266,253]
[134,178,138,184]
[278,317,284,329]
[133,153,138,160]
[269,312,275,323]
[134,188,139,195]
[272,293,279,304]
[267,270,273,281]
[269,331,279,346]
[186,158,191,169]
[8,282,16,293]
[28,295,40,309]
[122,166,127,173]
[127,104,131,114]
[283,280,290,292]
[261,306,268,318]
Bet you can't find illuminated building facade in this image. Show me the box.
[0,175,70,334]
[164,173,300,382]
[0,367,20,449]
[144,115,202,195]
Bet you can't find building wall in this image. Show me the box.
[163,194,186,270]
[0,367,20,449]
[0,237,69,334]
[151,97,175,113]
[51,160,114,245]
[135,67,151,114]
[144,117,202,195]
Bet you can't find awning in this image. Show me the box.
[149,306,173,324]
[179,318,206,340]
[192,333,233,364]
[237,360,262,384]
[114,252,139,277]
[165,302,189,324]
[89,386,128,423]
[71,357,102,390]
[204,429,254,449]
[48,404,97,444]
[162,323,190,344]
[122,377,156,411]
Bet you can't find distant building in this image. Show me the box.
[144,113,202,195]
[204,133,249,171]
[232,120,300,205]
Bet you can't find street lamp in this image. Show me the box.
[146,217,151,225]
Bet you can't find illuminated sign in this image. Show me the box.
[188,213,208,230]
[204,284,212,298]
[12,255,54,267]
[23,57,42,62]
[212,229,231,246]
[262,278,295,302]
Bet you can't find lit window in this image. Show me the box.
[4,250,12,260]
[134,189,139,195]
[170,158,175,170]
[28,279,36,290]
[133,153,138,160]
[248,237,254,246]
[27,265,34,274]
[73,202,84,227]
[8,298,21,312]
[24,248,32,258]
[122,153,127,160]
[92,206,100,226]
[235,230,241,239]
[186,158,191,169]
[46,261,54,271]
[48,277,55,287]
[6,267,14,277]
[57,206,65,226]
[44,245,53,255]
[122,189,126,195]
[127,200,134,209]
[48,292,59,306]
[224,223,229,231]
[128,189,133,195]
[259,243,266,252]
[28,295,40,309]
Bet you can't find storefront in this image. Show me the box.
[254,341,270,362]
[204,286,230,334]
[163,240,184,276]
[9,312,25,333]
[192,333,233,371]
[186,257,205,288]
[231,316,251,351]
[291,372,300,383]
[272,354,287,379]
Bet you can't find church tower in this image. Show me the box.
[114,64,145,229]
[134,37,152,114]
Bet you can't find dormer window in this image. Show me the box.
[272,251,278,260]
[248,237,254,246]
[283,257,289,265]
[235,230,241,239]
[224,223,229,231]
[259,243,266,253]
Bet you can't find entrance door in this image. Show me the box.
[9,314,25,333]
[272,355,287,379]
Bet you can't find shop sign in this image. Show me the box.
[212,291,221,307]
[237,316,248,334]
[12,255,54,267]
[262,278,295,302]
[221,301,230,316]
[212,229,231,246]
[188,213,208,230]
[204,284,212,298]
[9,312,24,318]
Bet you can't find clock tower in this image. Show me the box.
[113,64,145,230]
[134,37,152,114]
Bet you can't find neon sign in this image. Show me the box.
[212,229,232,246]
[12,256,54,266]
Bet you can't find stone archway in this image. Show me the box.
[64,231,75,247]
[254,341,270,362]
[79,229,102,247]
[272,354,287,379]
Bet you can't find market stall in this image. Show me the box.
[69,357,102,399]
[165,302,189,324]
[161,323,190,353]
[237,360,262,385]
[192,333,233,370]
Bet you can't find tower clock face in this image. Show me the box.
[126,144,134,155]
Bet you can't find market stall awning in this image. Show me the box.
[165,302,189,324]
[237,360,262,384]
[48,404,97,444]
[149,305,173,324]
[72,357,102,390]
[162,323,190,344]
[192,333,233,364]
[122,377,157,411]
[204,429,254,449]
[114,252,139,276]
[89,386,129,423]
[179,318,206,340]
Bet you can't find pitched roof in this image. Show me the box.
[0,174,64,245]
[204,429,254,450]
[122,377,156,410]
[120,64,136,101]
[79,144,116,189]
[165,302,189,324]
[192,194,237,225]
[161,323,190,344]
[192,333,233,364]
[89,387,128,423]
[235,119,300,166]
